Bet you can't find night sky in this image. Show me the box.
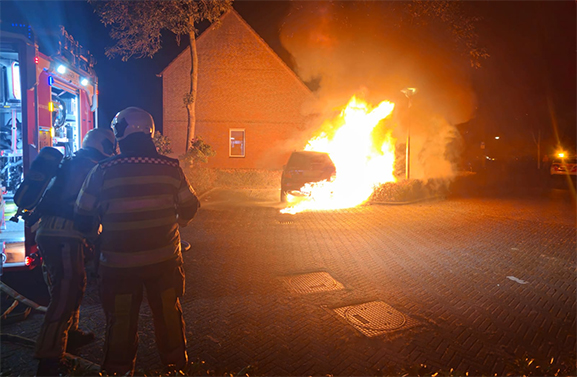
[1,0,575,157]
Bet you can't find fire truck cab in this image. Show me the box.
[0,25,97,272]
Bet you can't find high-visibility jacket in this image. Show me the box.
[74,150,200,268]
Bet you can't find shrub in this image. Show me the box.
[152,131,172,155]
[370,178,450,203]
[180,136,216,167]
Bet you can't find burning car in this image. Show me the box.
[279,96,396,214]
[280,151,336,202]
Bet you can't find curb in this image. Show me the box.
[200,188,446,206]
[197,187,221,200]
[198,187,280,201]
[369,194,446,206]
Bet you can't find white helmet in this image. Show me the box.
[82,128,116,157]
[111,107,155,141]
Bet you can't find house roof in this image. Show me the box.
[158,8,312,95]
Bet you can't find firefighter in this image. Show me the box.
[74,107,200,375]
[35,128,116,376]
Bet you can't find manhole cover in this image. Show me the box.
[334,301,407,337]
[285,272,344,294]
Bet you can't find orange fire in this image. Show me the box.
[281,95,396,214]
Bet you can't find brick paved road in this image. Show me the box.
[1,188,575,376]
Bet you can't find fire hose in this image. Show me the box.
[0,281,48,347]
[0,332,101,375]
[0,281,47,320]
[0,283,101,375]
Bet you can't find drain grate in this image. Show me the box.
[334,301,408,337]
[285,272,345,294]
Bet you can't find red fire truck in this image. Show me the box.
[0,25,97,272]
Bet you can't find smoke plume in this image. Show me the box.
[279,1,477,180]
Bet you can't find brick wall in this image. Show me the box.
[162,10,317,169]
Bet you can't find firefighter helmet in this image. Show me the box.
[82,128,116,157]
[111,107,155,141]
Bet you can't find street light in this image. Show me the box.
[401,87,418,180]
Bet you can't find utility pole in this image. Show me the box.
[537,129,541,170]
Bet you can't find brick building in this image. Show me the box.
[159,9,317,169]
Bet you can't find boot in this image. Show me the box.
[66,329,95,352]
[36,357,69,376]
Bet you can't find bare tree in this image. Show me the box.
[91,0,232,152]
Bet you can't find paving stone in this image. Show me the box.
[1,192,575,375]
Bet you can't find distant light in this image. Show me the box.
[34,56,39,64]
[80,77,89,86]
[56,64,66,74]
[495,136,500,140]
[558,152,566,158]
[48,76,54,86]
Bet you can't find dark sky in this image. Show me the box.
[1,0,575,155]
[468,1,576,155]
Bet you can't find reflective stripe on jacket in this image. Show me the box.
[35,216,84,241]
[75,153,200,268]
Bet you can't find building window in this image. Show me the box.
[229,128,245,157]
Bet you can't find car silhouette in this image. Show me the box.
[280,151,336,202]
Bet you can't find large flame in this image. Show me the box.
[281,96,396,214]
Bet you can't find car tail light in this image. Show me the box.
[24,252,40,266]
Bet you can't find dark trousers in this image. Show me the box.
[99,261,187,375]
[35,236,86,359]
